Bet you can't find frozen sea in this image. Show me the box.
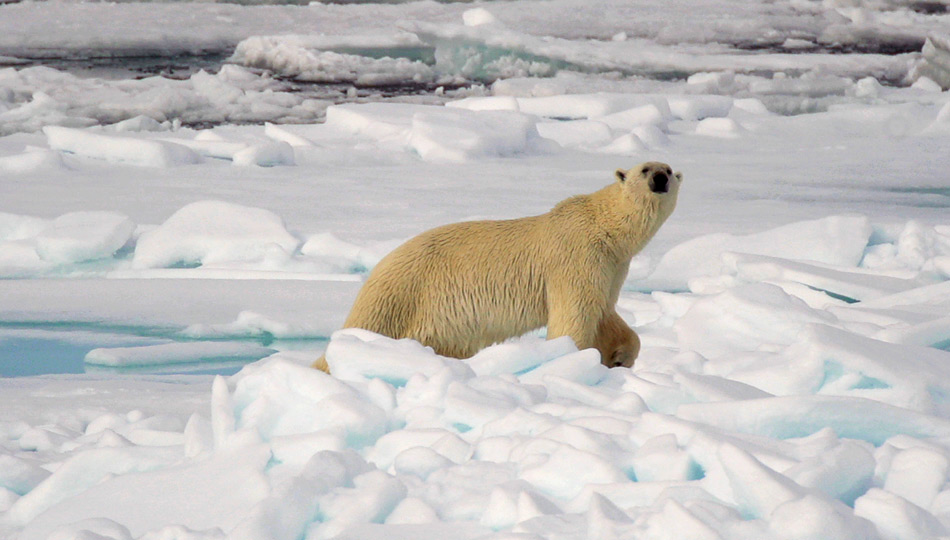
[2,1,950,539]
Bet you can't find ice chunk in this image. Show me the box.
[327,102,546,162]
[593,103,669,131]
[325,329,473,387]
[0,212,48,241]
[0,455,51,496]
[631,124,671,147]
[300,232,389,272]
[368,428,470,471]
[852,77,883,99]
[678,395,950,446]
[911,76,942,93]
[667,95,733,121]
[385,497,439,525]
[917,33,950,90]
[636,499,723,540]
[264,123,315,148]
[646,215,873,290]
[44,126,200,167]
[854,488,948,540]
[463,8,498,27]
[446,96,520,112]
[310,469,408,539]
[519,442,629,499]
[481,488,560,530]
[17,446,270,540]
[630,434,700,482]
[466,335,577,377]
[783,439,875,505]
[34,211,134,264]
[228,357,388,446]
[517,348,607,386]
[233,37,434,86]
[407,108,544,162]
[0,148,65,174]
[324,102,421,141]
[6,446,182,526]
[769,495,877,540]
[515,94,664,120]
[229,450,371,540]
[727,252,920,302]
[84,342,275,367]
[776,325,950,412]
[675,283,835,359]
[717,442,802,519]
[131,200,299,269]
[694,117,746,138]
[111,115,165,133]
[599,133,647,155]
[534,119,613,149]
[883,447,948,509]
[392,447,453,480]
[231,141,295,167]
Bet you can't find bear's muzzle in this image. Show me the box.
[650,171,669,194]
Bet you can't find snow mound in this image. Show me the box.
[0,148,66,174]
[644,215,874,290]
[35,211,134,264]
[324,103,546,162]
[131,201,300,269]
[300,232,392,272]
[0,211,134,274]
[44,126,200,168]
[694,117,746,138]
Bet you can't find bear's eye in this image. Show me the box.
[641,167,649,175]
[666,167,672,175]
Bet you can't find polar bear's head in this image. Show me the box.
[615,161,681,195]
[614,161,681,221]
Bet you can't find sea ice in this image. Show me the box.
[645,215,874,291]
[131,200,300,269]
[84,342,276,367]
[44,126,200,168]
[2,4,950,540]
[35,211,134,265]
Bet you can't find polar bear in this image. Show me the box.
[315,162,682,372]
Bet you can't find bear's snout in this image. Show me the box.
[650,171,669,194]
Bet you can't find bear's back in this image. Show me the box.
[345,216,551,357]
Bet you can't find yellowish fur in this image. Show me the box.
[315,162,681,373]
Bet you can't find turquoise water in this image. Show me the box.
[0,336,91,376]
[0,328,325,378]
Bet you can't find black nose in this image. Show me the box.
[650,171,669,193]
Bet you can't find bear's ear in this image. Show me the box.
[615,169,627,183]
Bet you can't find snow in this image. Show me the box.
[131,201,300,270]
[45,127,201,168]
[35,212,135,265]
[3,0,950,539]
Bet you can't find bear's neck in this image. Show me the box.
[588,184,663,261]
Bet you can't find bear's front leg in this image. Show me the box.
[595,310,640,368]
[545,276,607,355]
